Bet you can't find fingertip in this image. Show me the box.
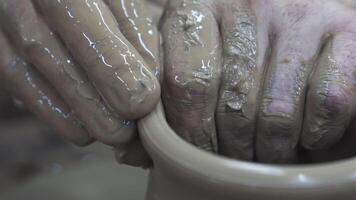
[301,103,348,150]
[72,135,95,147]
[114,140,152,168]
[301,127,345,150]
[71,127,96,146]
[256,138,298,164]
[119,77,161,120]
[256,114,300,163]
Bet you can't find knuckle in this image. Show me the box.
[303,126,343,149]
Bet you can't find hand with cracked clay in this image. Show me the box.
[161,0,356,163]
[0,0,161,167]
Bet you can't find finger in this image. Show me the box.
[216,0,269,161]
[0,30,92,146]
[256,14,325,163]
[104,0,161,79]
[161,1,221,152]
[33,0,160,119]
[301,33,356,149]
[0,0,135,145]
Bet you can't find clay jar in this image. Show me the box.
[139,102,356,200]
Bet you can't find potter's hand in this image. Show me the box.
[161,0,356,163]
[0,0,160,166]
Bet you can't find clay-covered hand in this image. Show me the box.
[0,0,161,167]
[161,0,356,163]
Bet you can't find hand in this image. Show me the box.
[161,0,356,163]
[0,0,161,167]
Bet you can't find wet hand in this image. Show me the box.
[161,0,356,163]
[0,0,161,167]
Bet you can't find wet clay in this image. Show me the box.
[161,0,222,152]
[33,0,160,119]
